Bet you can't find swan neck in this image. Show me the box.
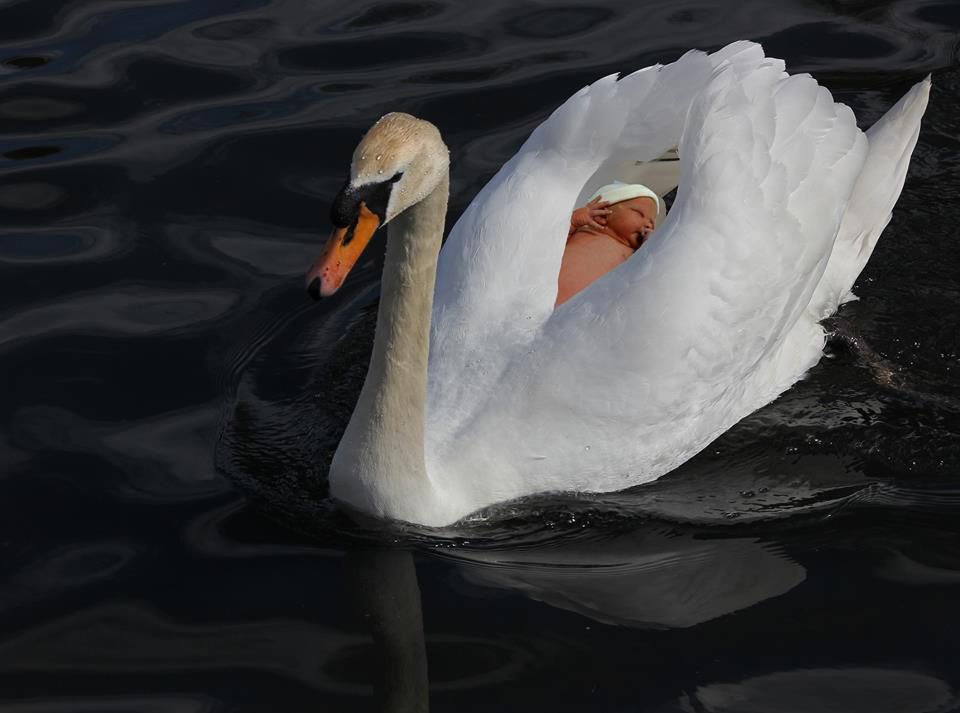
[371,174,447,429]
[331,172,448,516]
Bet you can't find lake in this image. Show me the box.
[1,0,959,710]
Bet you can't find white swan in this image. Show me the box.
[305,41,929,527]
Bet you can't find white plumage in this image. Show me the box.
[322,41,930,526]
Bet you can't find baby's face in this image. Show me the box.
[606,196,657,248]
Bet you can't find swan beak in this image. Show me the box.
[306,202,380,299]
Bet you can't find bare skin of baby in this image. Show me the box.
[556,195,657,306]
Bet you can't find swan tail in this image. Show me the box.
[808,77,931,319]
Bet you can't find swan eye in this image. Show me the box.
[331,174,400,228]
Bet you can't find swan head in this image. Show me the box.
[306,112,449,298]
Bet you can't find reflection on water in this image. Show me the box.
[689,668,956,713]
[451,529,805,629]
[2,508,957,710]
[347,529,958,710]
[344,550,429,710]
[0,286,238,350]
[1,0,959,709]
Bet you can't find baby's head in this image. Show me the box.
[589,182,660,248]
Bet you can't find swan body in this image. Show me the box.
[308,41,930,527]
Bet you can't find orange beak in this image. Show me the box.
[306,201,381,299]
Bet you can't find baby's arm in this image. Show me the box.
[569,196,612,234]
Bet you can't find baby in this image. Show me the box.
[557,182,661,305]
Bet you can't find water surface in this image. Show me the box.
[1,0,959,710]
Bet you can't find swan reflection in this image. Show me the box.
[445,527,805,629]
[345,549,429,712]
[344,537,956,711]
[342,527,805,710]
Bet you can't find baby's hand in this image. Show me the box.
[571,196,612,230]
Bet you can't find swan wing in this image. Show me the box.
[808,77,930,318]
[428,41,765,448]
[435,52,870,506]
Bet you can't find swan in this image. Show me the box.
[304,41,929,527]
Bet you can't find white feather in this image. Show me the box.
[415,43,928,521]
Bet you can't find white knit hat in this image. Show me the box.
[588,181,661,216]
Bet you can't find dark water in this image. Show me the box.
[2,0,960,710]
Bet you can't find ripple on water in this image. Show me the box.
[11,404,228,501]
[503,6,616,39]
[912,1,960,28]
[340,2,444,31]
[761,21,901,63]
[0,287,239,350]
[0,601,358,685]
[2,55,53,69]
[2,144,61,160]
[324,636,533,692]
[0,231,90,261]
[0,96,83,122]
[0,694,221,713]
[274,33,486,73]
[688,668,956,713]
[0,181,64,210]
[11,541,140,592]
[0,217,124,264]
[191,17,276,41]
[0,134,121,168]
[0,0,72,44]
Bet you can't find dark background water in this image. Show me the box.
[2,0,960,710]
